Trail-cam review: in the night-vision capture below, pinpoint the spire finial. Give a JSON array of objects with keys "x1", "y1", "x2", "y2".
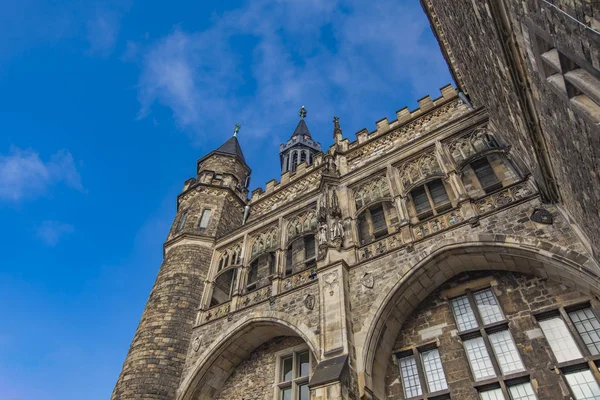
[
  {"x1": 233, "y1": 123, "x2": 241, "y2": 137},
  {"x1": 298, "y1": 105, "x2": 307, "y2": 119}
]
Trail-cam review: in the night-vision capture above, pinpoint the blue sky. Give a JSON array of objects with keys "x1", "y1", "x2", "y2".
[{"x1": 0, "y1": 1, "x2": 452, "y2": 399}]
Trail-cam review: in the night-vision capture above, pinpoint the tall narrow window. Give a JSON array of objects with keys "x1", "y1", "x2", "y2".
[
  {"x1": 488, "y1": 330, "x2": 524, "y2": 375},
  {"x1": 472, "y1": 158, "x2": 501, "y2": 193},
  {"x1": 428, "y1": 179, "x2": 450, "y2": 207},
  {"x1": 176, "y1": 211, "x2": 188, "y2": 232},
  {"x1": 371, "y1": 205, "x2": 387, "y2": 237},
  {"x1": 304, "y1": 235, "x2": 316, "y2": 259},
  {"x1": 568, "y1": 307, "x2": 600, "y2": 355},
  {"x1": 451, "y1": 295, "x2": 479, "y2": 332},
  {"x1": 421, "y1": 348, "x2": 448, "y2": 393},
  {"x1": 464, "y1": 337, "x2": 496, "y2": 381},
  {"x1": 538, "y1": 317, "x2": 583, "y2": 362},
  {"x1": 276, "y1": 349, "x2": 311, "y2": 400},
  {"x1": 198, "y1": 209, "x2": 212, "y2": 230},
  {"x1": 565, "y1": 369, "x2": 600, "y2": 400},
  {"x1": 399, "y1": 354, "x2": 422, "y2": 398},
  {"x1": 396, "y1": 346, "x2": 448, "y2": 398},
  {"x1": 412, "y1": 186, "x2": 431, "y2": 215},
  {"x1": 474, "y1": 289, "x2": 504, "y2": 325}
]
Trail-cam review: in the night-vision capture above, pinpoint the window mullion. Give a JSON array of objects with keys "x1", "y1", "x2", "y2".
[
  {"x1": 423, "y1": 183, "x2": 437, "y2": 216},
  {"x1": 559, "y1": 307, "x2": 590, "y2": 358}
]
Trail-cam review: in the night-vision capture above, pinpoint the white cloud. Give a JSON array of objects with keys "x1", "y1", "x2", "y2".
[
  {"x1": 86, "y1": 10, "x2": 120, "y2": 57},
  {"x1": 0, "y1": 147, "x2": 83, "y2": 202},
  {"x1": 35, "y1": 220, "x2": 75, "y2": 247},
  {"x1": 134, "y1": 0, "x2": 452, "y2": 140}
]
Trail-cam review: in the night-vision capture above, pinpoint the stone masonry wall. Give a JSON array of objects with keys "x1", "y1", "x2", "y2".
[
  {"x1": 111, "y1": 244, "x2": 212, "y2": 400},
  {"x1": 384, "y1": 270, "x2": 597, "y2": 399},
  {"x1": 425, "y1": 0, "x2": 600, "y2": 255},
  {"x1": 215, "y1": 336, "x2": 306, "y2": 400}
]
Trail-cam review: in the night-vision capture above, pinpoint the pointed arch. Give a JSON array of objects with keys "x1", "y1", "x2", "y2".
[
  {"x1": 355, "y1": 234, "x2": 598, "y2": 399},
  {"x1": 178, "y1": 312, "x2": 320, "y2": 400}
]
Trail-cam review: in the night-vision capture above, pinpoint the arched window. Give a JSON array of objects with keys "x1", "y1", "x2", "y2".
[
  {"x1": 357, "y1": 202, "x2": 398, "y2": 245},
  {"x1": 408, "y1": 178, "x2": 452, "y2": 221},
  {"x1": 461, "y1": 154, "x2": 519, "y2": 196},
  {"x1": 300, "y1": 151, "x2": 307, "y2": 164},
  {"x1": 285, "y1": 235, "x2": 317, "y2": 276},
  {"x1": 210, "y1": 268, "x2": 237, "y2": 306},
  {"x1": 247, "y1": 252, "x2": 275, "y2": 292},
  {"x1": 291, "y1": 152, "x2": 299, "y2": 172}
]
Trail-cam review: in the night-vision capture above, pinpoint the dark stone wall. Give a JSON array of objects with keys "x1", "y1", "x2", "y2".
[
  {"x1": 385, "y1": 270, "x2": 596, "y2": 399},
  {"x1": 425, "y1": 0, "x2": 600, "y2": 256},
  {"x1": 111, "y1": 244, "x2": 212, "y2": 400}
]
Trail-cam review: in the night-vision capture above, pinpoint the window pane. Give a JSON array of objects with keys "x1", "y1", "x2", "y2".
[
  {"x1": 452, "y1": 295, "x2": 479, "y2": 331},
  {"x1": 177, "y1": 211, "x2": 187, "y2": 232},
  {"x1": 509, "y1": 382, "x2": 537, "y2": 400},
  {"x1": 280, "y1": 387, "x2": 292, "y2": 400},
  {"x1": 428, "y1": 179, "x2": 449, "y2": 206},
  {"x1": 304, "y1": 236, "x2": 316, "y2": 259},
  {"x1": 474, "y1": 289, "x2": 504, "y2": 325},
  {"x1": 297, "y1": 351, "x2": 310, "y2": 377},
  {"x1": 281, "y1": 357, "x2": 293, "y2": 382},
  {"x1": 199, "y1": 209, "x2": 211, "y2": 228},
  {"x1": 464, "y1": 337, "x2": 496, "y2": 381},
  {"x1": 399, "y1": 355, "x2": 422, "y2": 398},
  {"x1": 539, "y1": 317, "x2": 583, "y2": 362},
  {"x1": 412, "y1": 186, "x2": 431, "y2": 214},
  {"x1": 489, "y1": 329, "x2": 524, "y2": 374},
  {"x1": 569, "y1": 308, "x2": 600, "y2": 355},
  {"x1": 480, "y1": 388, "x2": 506, "y2": 400},
  {"x1": 565, "y1": 369, "x2": 600, "y2": 400},
  {"x1": 421, "y1": 348, "x2": 448, "y2": 392},
  {"x1": 371, "y1": 206, "x2": 387, "y2": 233},
  {"x1": 298, "y1": 384, "x2": 310, "y2": 400},
  {"x1": 472, "y1": 158, "x2": 500, "y2": 190}
]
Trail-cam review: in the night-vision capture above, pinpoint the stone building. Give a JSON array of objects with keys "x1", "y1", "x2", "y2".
[{"x1": 112, "y1": 2, "x2": 600, "y2": 400}]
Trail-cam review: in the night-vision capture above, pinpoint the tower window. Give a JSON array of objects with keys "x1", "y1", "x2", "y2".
[
  {"x1": 300, "y1": 151, "x2": 307, "y2": 164},
  {"x1": 176, "y1": 211, "x2": 188, "y2": 232},
  {"x1": 198, "y1": 209, "x2": 212, "y2": 230}
]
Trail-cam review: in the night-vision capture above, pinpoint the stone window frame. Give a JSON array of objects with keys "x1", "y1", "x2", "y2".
[
  {"x1": 273, "y1": 344, "x2": 312, "y2": 400},
  {"x1": 394, "y1": 342, "x2": 451, "y2": 400},
  {"x1": 529, "y1": 20, "x2": 600, "y2": 125},
  {"x1": 176, "y1": 210, "x2": 188, "y2": 232},
  {"x1": 197, "y1": 208, "x2": 212, "y2": 231},
  {"x1": 356, "y1": 200, "x2": 397, "y2": 246},
  {"x1": 447, "y1": 287, "x2": 532, "y2": 399},
  {"x1": 406, "y1": 177, "x2": 453, "y2": 222},
  {"x1": 533, "y1": 302, "x2": 600, "y2": 399}
]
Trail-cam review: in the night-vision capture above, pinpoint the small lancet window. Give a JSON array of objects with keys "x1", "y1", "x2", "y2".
[
  {"x1": 176, "y1": 211, "x2": 188, "y2": 232},
  {"x1": 198, "y1": 209, "x2": 212, "y2": 230}
]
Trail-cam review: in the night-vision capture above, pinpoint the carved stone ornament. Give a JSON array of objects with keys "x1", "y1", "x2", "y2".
[
  {"x1": 323, "y1": 271, "x2": 339, "y2": 296},
  {"x1": 530, "y1": 208, "x2": 553, "y2": 225},
  {"x1": 192, "y1": 336, "x2": 202, "y2": 352},
  {"x1": 361, "y1": 272, "x2": 374, "y2": 289},
  {"x1": 304, "y1": 294, "x2": 315, "y2": 310}
]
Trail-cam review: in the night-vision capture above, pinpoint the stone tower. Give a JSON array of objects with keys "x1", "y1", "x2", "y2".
[
  {"x1": 111, "y1": 134, "x2": 249, "y2": 400},
  {"x1": 280, "y1": 106, "x2": 322, "y2": 173}
]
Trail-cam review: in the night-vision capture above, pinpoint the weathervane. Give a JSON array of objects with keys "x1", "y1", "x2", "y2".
[
  {"x1": 298, "y1": 105, "x2": 307, "y2": 119},
  {"x1": 233, "y1": 123, "x2": 241, "y2": 137}
]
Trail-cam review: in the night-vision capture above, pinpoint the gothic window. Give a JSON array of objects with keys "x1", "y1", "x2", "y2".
[
  {"x1": 291, "y1": 152, "x2": 298, "y2": 172},
  {"x1": 300, "y1": 151, "x2": 307, "y2": 164},
  {"x1": 461, "y1": 153, "x2": 518, "y2": 197},
  {"x1": 408, "y1": 179, "x2": 451, "y2": 220},
  {"x1": 450, "y1": 288, "x2": 531, "y2": 397},
  {"x1": 472, "y1": 158, "x2": 502, "y2": 193},
  {"x1": 285, "y1": 235, "x2": 316, "y2": 276},
  {"x1": 247, "y1": 252, "x2": 275, "y2": 292},
  {"x1": 396, "y1": 345, "x2": 449, "y2": 399},
  {"x1": 198, "y1": 209, "x2": 212, "y2": 230},
  {"x1": 217, "y1": 244, "x2": 242, "y2": 272},
  {"x1": 176, "y1": 211, "x2": 188, "y2": 232},
  {"x1": 357, "y1": 202, "x2": 397, "y2": 245},
  {"x1": 210, "y1": 268, "x2": 237, "y2": 306},
  {"x1": 275, "y1": 347, "x2": 312, "y2": 400},
  {"x1": 354, "y1": 176, "x2": 390, "y2": 210},
  {"x1": 535, "y1": 304, "x2": 600, "y2": 399}
]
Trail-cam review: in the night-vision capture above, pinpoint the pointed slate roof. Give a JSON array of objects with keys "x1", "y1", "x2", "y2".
[
  {"x1": 198, "y1": 135, "x2": 248, "y2": 167},
  {"x1": 291, "y1": 119, "x2": 312, "y2": 139}
]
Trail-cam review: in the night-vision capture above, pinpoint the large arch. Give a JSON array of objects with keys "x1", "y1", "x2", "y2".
[
  {"x1": 177, "y1": 311, "x2": 320, "y2": 400},
  {"x1": 356, "y1": 234, "x2": 599, "y2": 399}
]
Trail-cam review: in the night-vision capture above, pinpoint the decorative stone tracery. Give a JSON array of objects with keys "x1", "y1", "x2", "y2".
[
  {"x1": 447, "y1": 127, "x2": 500, "y2": 165},
  {"x1": 353, "y1": 176, "x2": 390, "y2": 210},
  {"x1": 397, "y1": 151, "x2": 443, "y2": 191},
  {"x1": 287, "y1": 210, "x2": 318, "y2": 241},
  {"x1": 250, "y1": 227, "x2": 279, "y2": 257},
  {"x1": 217, "y1": 243, "x2": 242, "y2": 272}
]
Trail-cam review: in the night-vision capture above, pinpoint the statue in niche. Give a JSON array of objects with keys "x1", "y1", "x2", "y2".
[
  {"x1": 331, "y1": 216, "x2": 344, "y2": 239},
  {"x1": 318, "y1": 221, "x2": 329, "y2": 245}
]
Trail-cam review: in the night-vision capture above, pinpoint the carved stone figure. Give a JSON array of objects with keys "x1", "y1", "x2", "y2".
[
  {"x1": 331, "y1": 217, "x2": 344, "y2": 239},
  {"x1": 304, "y1": 294, "x2": 315, "y2": 310},
  {"x1": 319, "y1": 222, "x2": 329, "y2": 245}
]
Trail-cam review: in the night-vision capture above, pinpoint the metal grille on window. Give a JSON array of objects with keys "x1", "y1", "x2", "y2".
[
  {"x1": 479, "y1": 388, "x2": 505, "y2": 400},
  {"x1": 538, "y1": 317, "x2": 583, "y2": 362},
  {"x1": 428, "y1": 179, "x2": 449, "y2": 207},
  {"x1": 464, "y1": 337, "x2": 496, "y2": 381},
  {"x1": 474, "y1": 289, "x2": 504, "y2": 325},
  {"x1": 488, "y1": 330, "x2": 524, "y2": 375},
  {"x1": 399, "y1": 354, "x2": 423, "y2": 398},
  {"x1": 508, "y1": 382, "x2": 537, "y2": 400},
  {"x1": 451, "y1": 295, "x2": 479, "y2": 331},
  {"x1": 568, "y1": 307, "x2": 600, "y2": 355},
  {"x1": 565, "y1": 369, "x2": 600, "y2": 400},
  {"x1": 421, "y1": 348, "x2": 448, "y2": 393},
  {"x1": 472, "y1": 158, "x2": 500, "y2": 191}
]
